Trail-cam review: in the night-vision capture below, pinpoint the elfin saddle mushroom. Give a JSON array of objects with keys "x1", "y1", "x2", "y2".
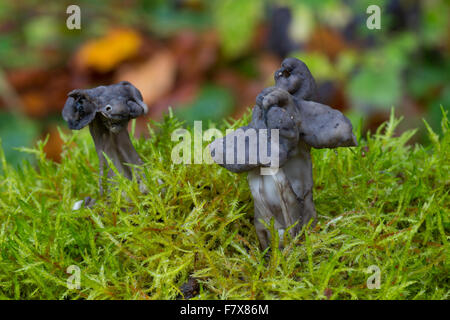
[
  {"x1": 62, "y1": 81, "x2": 148, "y2": 201},
  {"x1": 209, "y1": 58, "x2": 357, "y2": 249}
]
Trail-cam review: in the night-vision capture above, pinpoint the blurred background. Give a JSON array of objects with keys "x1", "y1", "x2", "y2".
[{"x1": 0, "y1": 0, "x2": 448, "y2": 166}]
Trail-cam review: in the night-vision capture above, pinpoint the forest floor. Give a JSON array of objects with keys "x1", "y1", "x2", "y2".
[{"x1": 0, "y1": 109, "x2": 448, "y2": 299}]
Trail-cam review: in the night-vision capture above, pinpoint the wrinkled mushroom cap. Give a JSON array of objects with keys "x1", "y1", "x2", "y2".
[
  {"x1": 62, "y1": 81, "x2": 148, "y2": 130},
  {"x1": 274, "y1": 57, "x2": 318, "y2": 101}
]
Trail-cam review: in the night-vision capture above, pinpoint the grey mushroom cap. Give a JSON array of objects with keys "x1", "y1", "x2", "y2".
[
  {"x1": 209, "y1": 94, "x2": 357, "y2": 173},
  {"x1": 62, "y1": 81, "x2": 148, "y2": 130},
  {"x1": 296, "y1": 99, "x2": 357, "y2": 149},
  {"x1": 274, "y1": 57, "x2": 319, "y2": 101}
]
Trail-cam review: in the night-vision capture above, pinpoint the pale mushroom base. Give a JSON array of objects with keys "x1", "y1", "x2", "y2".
[{"x1": 248, "y1": 142, "x2": 316, "y2": 250}]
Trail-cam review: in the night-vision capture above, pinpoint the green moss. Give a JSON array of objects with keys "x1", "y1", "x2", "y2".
[{"x1": 0, "y1": 108, "x2": 448, "y2": 300}]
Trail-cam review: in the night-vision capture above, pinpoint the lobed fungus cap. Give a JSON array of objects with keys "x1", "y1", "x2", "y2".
[{"x1": 62, "y1": 81, "x2": 147, "y2": 130}]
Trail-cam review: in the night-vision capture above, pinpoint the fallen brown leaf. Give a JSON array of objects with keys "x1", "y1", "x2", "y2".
[
  {"x1": 42, "y1": 125, "x2": 64, "y2": 162},
  {"x1": 307, "y1": 27, "x2": 348, "y2": 61},
  {"x1": 116, "y1": 50, "x2": 177, "y2": 107},
  {"x1": 75, "y1": 28, "x2": 142, "y2": 73}
]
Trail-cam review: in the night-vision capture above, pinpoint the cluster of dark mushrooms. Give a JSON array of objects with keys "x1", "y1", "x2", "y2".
[{"x1": 62, "y1": 58, "x2": 357, "y2": 250}]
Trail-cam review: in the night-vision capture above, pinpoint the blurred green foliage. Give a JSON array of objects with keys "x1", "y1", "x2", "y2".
[
  {"x1": 174, "y1": 85, "x2": 234, "y2": 125},
  {"x1": 0, "y1": 0, "x2": 448, "y2": 165},
  {"x1": 349, "y1": 33, "x2": 417, "y2": 109},
  {"x1": 214, "y1": 0, "x2": 263, "y2": 58},
  {"x1": 0, "y1": 113, "x2": 38, "y2": 170}
]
